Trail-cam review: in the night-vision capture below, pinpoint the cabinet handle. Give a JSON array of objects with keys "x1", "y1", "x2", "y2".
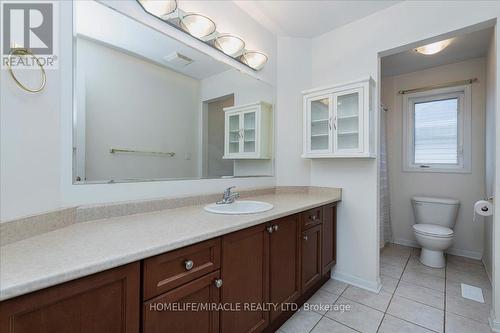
[
  {"x1": 214, "y1": 278, "x2": 223, "y2": 288},
  {"x1": 333, "y1": 116, "x2": 337, "y2": 130},
  {"x1": 273, "y1": 225, "x2": 279, "y2": 232},
  {"x1": 309, "y1": 215, "x2": 317, "y2": 221},
  {"x1": 303, "y1": 235, "x2": 308, "y2": 241},
  {"x1": 184, "y1": 260, "x2": 194, "y2": 271},
  {"x1": 328, "y1": 117, "x2": 332, "y2": 130},
  {"x1": 266, "y1": 226, "x2": 274, "y2": 234}
]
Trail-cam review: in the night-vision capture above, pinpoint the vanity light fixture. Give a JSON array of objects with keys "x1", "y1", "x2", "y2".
[
  {"x1": 214, "y1": 34, "x2": 245, "y2": 57},
  {"x1": 136, "y1": 0, "x2": 268, "y2": 71},
  {"x1": 414, "y1": 38, "x2": 453, "y2": 55},
  {"x1": 240, "y1": 51, "x2": 268, "y2": 70},
  {"x1": 137, "y1": 0, "x2": 177, "y2": 19},
  {"x1": 180, "y1": 13, "x2": 216, "y2": 39}
]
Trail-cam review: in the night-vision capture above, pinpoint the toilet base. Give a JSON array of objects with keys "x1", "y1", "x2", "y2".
[{"x1": 419, "y1": 248, "x2": 446, "y2": 268}]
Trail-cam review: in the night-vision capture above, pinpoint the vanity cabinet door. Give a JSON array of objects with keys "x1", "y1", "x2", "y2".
[
  {"x1": 143, "y1": 270, "x2": 221, "y2": 333},
  {"x1": 301, "y1": 225, "x2": 322, "y2": 291},
  {"x1": 322, "y1": 203, "x2": 337, "y2": 276},
  {"x1": 0, "y1": 262, "x2": 140, "y2": 333},
  {"x1": 221, "y1": 224, "x2": 269, "y2": 333},
  {"x1": 269, "y1": 215, "x2": 300, "y2": 322}
]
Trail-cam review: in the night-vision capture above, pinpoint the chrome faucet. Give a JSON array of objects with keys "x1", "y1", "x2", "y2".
[{"x1": 217, "y1": 186, "x2": 240, "y2": 204}]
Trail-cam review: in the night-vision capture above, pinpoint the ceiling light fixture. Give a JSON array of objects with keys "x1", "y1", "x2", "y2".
[
  {"x1": 180, "y1": 13, "x2": 216, "y2": 39},
  {"x1": 414, "y1": 38, "x2": 453, "y2": 55},
  {"x1": 240, "y1": 51, "x2": 268, "y2": 70},
  {"x1": 137, "y1": 0, "x2": 177, "y2": 19},
  {"x1": 214, "y1": 34, "x2": 245, "y2": 57}
]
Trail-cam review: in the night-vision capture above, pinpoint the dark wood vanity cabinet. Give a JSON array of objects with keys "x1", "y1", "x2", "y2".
[
  {"x1": 322, "y1": 203, "x2": 337, "y2": 275},
  {"x1": 268, "y1": 215, "x2": 301, "y2": 322},
  {"x1": 221, "y1": 224, "x2": 270, "y2": 333},
  {"x1": 0, "y1": 262, "x2": 140, "y2": 333},
  {"x1": 0, "y1": 203, "x2": 337, "y2": 333},
  {"x1": 301, "y1": 224, "x2": 322, "y2": 291},
  {"x1": 143, "y1": 270, "x2": 221, "y2": 333}
]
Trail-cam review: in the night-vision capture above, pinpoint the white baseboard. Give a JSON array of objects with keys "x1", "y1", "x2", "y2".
[
  {"x1": 447, "y1": 247, "x2": 482, "y2": 260},
  {"x1": 490, "y1": 310, "x2": 500, "y2": 332},
  {"x1": 392, "y1": 238, "x2": 483, "y2": 260},
  {"x1": 392, "y1": 239, "x2": 418, "y2": 248},
  {"x1": 332, "y1": 270, "x2": 382, "y2": 294}
]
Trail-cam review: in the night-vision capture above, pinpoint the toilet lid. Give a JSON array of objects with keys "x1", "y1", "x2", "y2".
[{"x1": 413, "y1": 224, "x2": 453, "y2": 237}]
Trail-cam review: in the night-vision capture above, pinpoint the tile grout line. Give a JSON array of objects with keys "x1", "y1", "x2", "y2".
[
  {"x1": 297, "y1": 246, "x2": 491, "y2": 333},
  {"x1": 308, "y1": 284, "x2": 362, "y2": 333},
  {"x1": 376, "y1": 249, "x2": 412, "y2": 333},
  {"x1": 444, "y1": 258, "x2": 494, "y2": 328}
]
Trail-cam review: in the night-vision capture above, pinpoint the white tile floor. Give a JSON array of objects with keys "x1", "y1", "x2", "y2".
[{"x1": 277, "y1": 244, "x2": 493, "y2": 333}]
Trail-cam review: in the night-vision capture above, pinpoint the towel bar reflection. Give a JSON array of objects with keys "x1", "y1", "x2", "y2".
[{"x1": 109, "y1": 148, "x2": 175, "y2": 157}]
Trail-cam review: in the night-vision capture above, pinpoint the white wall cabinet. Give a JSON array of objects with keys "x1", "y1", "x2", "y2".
[
  {"x1": 302, "y1": 77, "x2": 374, "y2": 158},
  {"x1": 223, "y1": 102, "x2": 273, "y2": 159}
]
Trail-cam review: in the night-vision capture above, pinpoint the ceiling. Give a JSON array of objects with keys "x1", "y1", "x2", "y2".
[
  {"x1": 381, "y1": 28, "x2": 494, "y2": 77},
  {"x1": 234, "y1": 0, "x2": 400, "y2": 38}
]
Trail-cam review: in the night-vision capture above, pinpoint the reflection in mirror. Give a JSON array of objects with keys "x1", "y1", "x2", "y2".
[{"x1": 73, "y1": 1, "x2": 274, "y2": 184}]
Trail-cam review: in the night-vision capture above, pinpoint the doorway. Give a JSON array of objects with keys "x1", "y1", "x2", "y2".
[{"x1": 202, "y1": 95, "x2": 235, "y2": 178}]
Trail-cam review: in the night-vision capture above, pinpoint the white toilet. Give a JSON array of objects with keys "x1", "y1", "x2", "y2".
[{"x1": 412, "y1": 196, "x2": 460, "y2": 268}]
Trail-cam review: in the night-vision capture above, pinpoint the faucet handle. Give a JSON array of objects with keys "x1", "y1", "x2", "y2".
[{"x1": 224, "y1": 186, "x2": 236, "y2": 196}]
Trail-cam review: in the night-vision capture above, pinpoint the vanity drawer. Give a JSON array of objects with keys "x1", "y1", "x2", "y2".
[
  {"x1": 301, "y1": 207, "x2": 322, "y2": 230},
  {"x1": 143, "y1": 238, "x2": 221, "y2": 300}
]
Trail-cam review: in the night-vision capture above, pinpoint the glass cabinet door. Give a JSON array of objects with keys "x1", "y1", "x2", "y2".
[
  {"x1": 334, "y1": 89, "x2": 362, "y2": 152},
  {"x1": 309, "y1": 97, "x2": 331, "y2": 152},
  {"x1": 228, "y1": 114, "x2": 241, "y2": 154},
  {"x1": 243, "y1": 111, "x2": 256, "y2": 153}
]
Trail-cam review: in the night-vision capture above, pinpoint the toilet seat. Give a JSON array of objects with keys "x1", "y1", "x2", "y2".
[{"x1": 413, "y1": 224, "x2": 453, "y2": 238}]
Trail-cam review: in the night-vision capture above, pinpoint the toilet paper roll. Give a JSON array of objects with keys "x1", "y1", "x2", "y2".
[{"x1": 473, "y1": 200, "x2": 493, "y2": 223}]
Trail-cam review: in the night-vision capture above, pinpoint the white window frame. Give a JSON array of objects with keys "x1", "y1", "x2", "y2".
[{"x1": 402, "y1": 84, "x2": 471, "y2": 173}]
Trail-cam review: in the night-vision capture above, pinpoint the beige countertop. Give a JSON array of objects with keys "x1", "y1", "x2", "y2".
[{"x1": 0, "y1": 188, "x2": 341, "y2": 301}]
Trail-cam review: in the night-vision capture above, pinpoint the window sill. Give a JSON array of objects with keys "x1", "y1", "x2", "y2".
[{"x1": 402, "y1": 166, "x2": 471, "y2": 174}]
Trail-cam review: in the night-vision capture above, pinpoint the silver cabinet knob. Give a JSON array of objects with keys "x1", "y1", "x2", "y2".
[
  {"x1": 303, "y1": 235, "x2": 308, "y2": 241},
  {"x1": 309, "y1": 215, "x2": 317, "y2": 221},
  {"x1": 273, "y1": 225, "x2": 279, "y2": 232},
  {"x1": 184, "y1": 260, "x2": 194, "y2": 271},
  {"x1": 214, "y1": 278, "x2": 223, "y2": 288},
  {"x1": 266, "y1": 226, "x2": 274, "y2": 234}
]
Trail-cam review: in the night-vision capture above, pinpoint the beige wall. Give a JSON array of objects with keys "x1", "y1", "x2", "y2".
[{"x1": 382, "y1": 58, "x2": 487, "y2": 258}]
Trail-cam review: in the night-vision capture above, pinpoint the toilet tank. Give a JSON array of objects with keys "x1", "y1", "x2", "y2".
[{"x1": 412, "y1": 196, "x2": 460, "y2": 228}]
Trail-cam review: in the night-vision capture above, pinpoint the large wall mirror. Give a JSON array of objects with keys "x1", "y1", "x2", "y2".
[{"x1": 72, "y1": 1, "x2": 275, "y2": 184}]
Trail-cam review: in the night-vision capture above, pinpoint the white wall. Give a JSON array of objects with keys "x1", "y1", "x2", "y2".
[
  {"x1": 382, "y1": 58, "x2": 486, "y2": 259},
  {"x1": 0, "y1": 0, "x2": 277, "y2": 221},
  {"x1": 484, "y1": 30, "x2": 497, "y2": 281},
  {"x1": 77, "y1": 38, "x2": 200, "y2": 181},
  {"x1": 275, "y1": 37, "x2": 312, "y2": 186},
  {"x1": 0, "y1": 56, "x2": 62, "y2": 221},
  {"x1": 273, "y1": 1, "x2": 500, "y2": 293}
]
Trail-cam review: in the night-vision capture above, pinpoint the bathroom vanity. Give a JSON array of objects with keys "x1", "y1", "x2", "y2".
[{"x1": 0, "y1": 189, "x2": 340, "y2": 333}]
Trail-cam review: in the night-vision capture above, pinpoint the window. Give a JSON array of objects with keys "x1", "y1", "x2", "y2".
[{"x1": 403, "y1": 85, "x2": 471, "y2": 173}]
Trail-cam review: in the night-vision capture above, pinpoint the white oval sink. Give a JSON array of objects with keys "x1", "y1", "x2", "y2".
[{"x1": 204, "y1": 200, "x2": 274, "y2": 215}]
